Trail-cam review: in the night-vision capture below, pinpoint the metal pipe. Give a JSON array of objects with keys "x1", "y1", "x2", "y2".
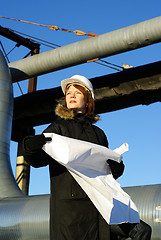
[
  {"x1": 0, "y1": 185, "x2": 161, "y2": 239},
  {"x1": 124, "y1": 185, "x2": 161, "y2": 239},
  {"x1": 0, "y1": 50, "x2": 24, "y2": 198},
  {"x1": 0, "y1": 195, "x2": 50, "y2": 240},
  {"x1": 0, "y1": 50, "x2": 50, "y2": 239},
  {"x1": 9, "y1": 16, "x2": 161, "y2": 82}
]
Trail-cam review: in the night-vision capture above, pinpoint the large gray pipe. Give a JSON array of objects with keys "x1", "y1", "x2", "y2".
[
  {"x1": 9, "y1": 16, "x2": 161, "y2": 82},
  {"x1": 0, "y1": 51, "x2": 50, "y2": 239},
  {"x1": 124, "y1": 185, "x2": 161, "y2": 239},
  {"x1": 0, "y1": 51, "x2": 23, "y2": 198},
  {"x1": 0, "y1": 195, "x2": 49, "y2": 240}
]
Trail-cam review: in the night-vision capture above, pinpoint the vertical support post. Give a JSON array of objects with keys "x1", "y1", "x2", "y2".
[
  {"x1": 28, "y1": 48, "x2": 39, "y2": 93},
  {"x1": 15, "y1": 127, "x2": 35, "y2": 195},
  {"x1": 16, "y1": 143, "x2": 30, "y2": 195}
]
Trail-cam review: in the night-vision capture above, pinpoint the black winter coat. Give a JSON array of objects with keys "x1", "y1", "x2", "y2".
[{"x1": 23, "y1": 104, "x2": 124, "y2": 240}]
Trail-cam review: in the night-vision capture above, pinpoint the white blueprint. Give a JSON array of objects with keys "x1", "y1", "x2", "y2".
[{"x1": 42, "y1": 133, "x2": 140, "y2": 224}]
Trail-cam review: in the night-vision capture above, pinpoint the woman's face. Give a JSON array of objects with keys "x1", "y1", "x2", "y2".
[{"x1": 65, "y1": 85, "x2": 86, "y2": 113}]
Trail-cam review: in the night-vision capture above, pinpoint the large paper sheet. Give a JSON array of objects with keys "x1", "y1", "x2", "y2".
[{"x1": 42, "y1": 133, "x2": 140, "y2": 224}]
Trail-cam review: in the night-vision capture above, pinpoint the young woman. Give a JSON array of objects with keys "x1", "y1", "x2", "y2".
[{"x1": 23, "y1": 75, "x2": 151, "y2": 240}]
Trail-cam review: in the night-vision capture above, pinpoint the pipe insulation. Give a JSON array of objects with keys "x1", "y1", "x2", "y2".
[
  {"x1": 9, "y1": 16, "x2": 161, "y2": 82},
  {"x1": 0, "y1": 50, "x2": 50, "y2": 239},
  {"x1": 0, "y1": 195, "x2": 50, "y2": 240},
  {"x1": 124, "y1": 185, "x2": 161, "y2": 239},
  {"x1": 0, "y1": 50, "x2": 24, "y2": 198}
]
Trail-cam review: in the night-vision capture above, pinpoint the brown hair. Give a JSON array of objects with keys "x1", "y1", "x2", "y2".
[{"x1": 65, "y1": 84, "x2": 95, "y2": 115}]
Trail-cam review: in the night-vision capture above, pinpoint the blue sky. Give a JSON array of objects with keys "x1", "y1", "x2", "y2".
[{"x1": 1, "y1": 0, "x2": 161, "y2": 195}]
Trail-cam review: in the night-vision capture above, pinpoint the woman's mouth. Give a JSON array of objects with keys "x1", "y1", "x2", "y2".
[{"x1": 69, "y1": 100, "x2": 77, "y2": 103}]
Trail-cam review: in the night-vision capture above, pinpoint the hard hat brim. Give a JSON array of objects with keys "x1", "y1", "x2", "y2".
[{"x1": 61, "y1": 76, "x2": 94, "y2": 99}]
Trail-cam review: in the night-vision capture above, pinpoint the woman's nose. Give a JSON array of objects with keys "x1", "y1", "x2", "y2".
[{"x1": 70, "y1": 92, "x2": 76, "y2": 98}]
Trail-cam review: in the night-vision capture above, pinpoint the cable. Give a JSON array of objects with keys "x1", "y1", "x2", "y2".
[
  {"x1": 99, "y1": 59, "x2": 123, "y2": 70},
  {"x1": 1, "y1": 16, "x2": 124, "y2": 72},
  {"x1": 94, "y1": 61, "x2": 122, "y2": 72},
  {"x1": 0, "y1": 41, "x2": 10, "y2": 62},
  {"x1": 0, "y1": 16, "x2": 88, "y2": 36}
]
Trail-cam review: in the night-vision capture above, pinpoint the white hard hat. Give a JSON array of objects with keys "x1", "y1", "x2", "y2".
[{"x1": 61, "y1": 75, "x2": 94, "y2": 99}]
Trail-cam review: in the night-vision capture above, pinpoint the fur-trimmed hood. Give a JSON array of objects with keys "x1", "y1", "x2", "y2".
[{"x1": 55, "y1": 104, "x2": 100, "y2": 123}]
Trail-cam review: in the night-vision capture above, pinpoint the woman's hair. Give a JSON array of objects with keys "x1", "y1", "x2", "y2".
[{"x1": 65, "y1": 84, "x2": 95, "y2": 115}]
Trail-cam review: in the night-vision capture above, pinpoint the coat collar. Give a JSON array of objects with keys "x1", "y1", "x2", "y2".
[{"x1": 55, "y1": 104, "x2": 100, "y2": 123}]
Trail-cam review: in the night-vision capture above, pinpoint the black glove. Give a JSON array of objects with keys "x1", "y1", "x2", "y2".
[
  {"x1": 107, "y1": 159, "x2": 125, "y2": 179},
  {"x1": 25, "y1": 134, "x2": 52, "y2": 152},
  {"x1": 107, "y1": 159, "x2": 118, "y2": 166}
]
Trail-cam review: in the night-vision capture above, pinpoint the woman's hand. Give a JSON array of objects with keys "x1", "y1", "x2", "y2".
[
  {"x1": 107, "y1": 159, "x2": 125, "y2": 179},
  {"x1": 25, "y1": 134, "x2": 52, "y2": 151}
]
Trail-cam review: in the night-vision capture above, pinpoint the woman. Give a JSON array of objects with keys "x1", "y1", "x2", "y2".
[{"x1": 23, "y1": 75, "x2": 150, "y2": 239}]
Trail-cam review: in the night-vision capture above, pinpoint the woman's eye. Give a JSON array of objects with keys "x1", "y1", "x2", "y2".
[{"x1": 66, "y1": 91, "x2": 82, "y2": 95}]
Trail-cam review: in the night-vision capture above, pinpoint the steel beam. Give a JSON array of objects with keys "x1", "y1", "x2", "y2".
[
  {"x1": 11, "y1": 60, "x2": 161, "y2": 141},
  {"x1": 0, "y1": 25, "x2": 40, "y2": 50}
]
